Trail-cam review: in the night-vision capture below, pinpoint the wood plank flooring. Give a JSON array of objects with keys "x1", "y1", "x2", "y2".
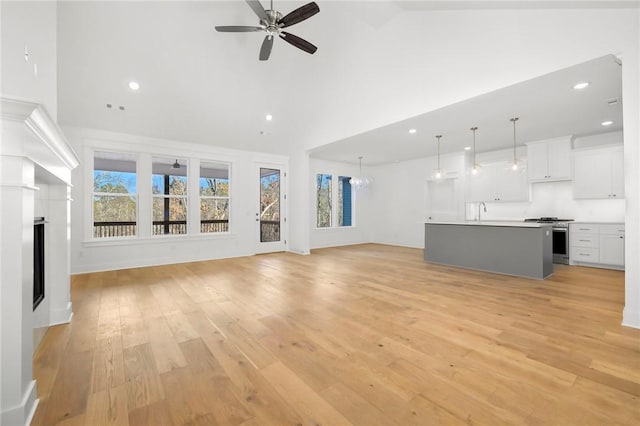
[{"x1": 32, "y1": 244, "x2": 640, "y2": 425}]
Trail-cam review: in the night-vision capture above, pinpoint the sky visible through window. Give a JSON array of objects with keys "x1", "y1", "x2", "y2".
[{"x1": 94, "y1": 170, "x2": 136, "y2": 193}]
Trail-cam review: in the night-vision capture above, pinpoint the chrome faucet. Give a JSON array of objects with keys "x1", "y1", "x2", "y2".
[{"x1": 477, "y1": 202, "x2": 487, "y2": 221}]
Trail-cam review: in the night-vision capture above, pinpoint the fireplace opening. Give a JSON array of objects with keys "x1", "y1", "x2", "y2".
[{"x1": 33, "y1": 217, "x2": 45, "y2": 310}]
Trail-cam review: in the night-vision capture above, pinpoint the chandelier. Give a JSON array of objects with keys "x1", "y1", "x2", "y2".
[{"x1": 349, "y1": 156, "x2": 370, "y2": 188}]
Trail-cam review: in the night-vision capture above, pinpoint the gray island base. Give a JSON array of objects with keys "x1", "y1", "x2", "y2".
[{"x1": 424, "y1": 222, "x2": 553, "y2": 279}]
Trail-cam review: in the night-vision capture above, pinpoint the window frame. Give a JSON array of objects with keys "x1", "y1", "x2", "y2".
[
  {"x1": 199, "y1": 160, "x2": 231, "y2": 234},
  {"x1": 151, "y1": 156, "x2": 189, "y2": 236},
  {"x1": 91, "y1": 150, "x2": 139, "y2": 240},
  {"x1": 315, "y1": 172, "x2": 355, "y2": 229}
]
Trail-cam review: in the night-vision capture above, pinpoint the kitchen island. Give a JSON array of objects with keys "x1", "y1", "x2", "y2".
[{"x1": 424, "y1": 221, "x2": 553, "y2": 279}]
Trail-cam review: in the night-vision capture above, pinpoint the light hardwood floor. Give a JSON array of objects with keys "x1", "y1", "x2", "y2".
[{"x1": 32, "y1": 244, "x2": 639, "y2": 425}]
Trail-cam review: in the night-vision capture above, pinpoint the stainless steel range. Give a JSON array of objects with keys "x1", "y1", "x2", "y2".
[{"x1": 524, "y1": 217, "x2": 574, "y2": 264}]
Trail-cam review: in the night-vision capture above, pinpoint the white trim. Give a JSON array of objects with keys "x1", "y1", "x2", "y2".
[
  {"x1": 1, "y1": 97, "x2": 79, "y2": 169},
  {"x1": 622, "y1": 306, "x2": 640, "y2": 329},
  {"x1": 49, "y1": 302, "x2": 73, "y2": 326},
  {"x1": 0, "y1": 183, "x2": 40, "y2": 191},
  {"x1": 71, "y1": 249, "x2": 254, "y2": 274},
  {"x1": 83, "y1": 232, "x2": 237, "y2": 247},
  {"x1": 0, "y1": 380, "x2": 38, "y2": 426}
]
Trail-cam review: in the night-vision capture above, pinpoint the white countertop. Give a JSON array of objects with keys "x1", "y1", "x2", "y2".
[{"x1": 426, "y1": 220, "x2": 550, "y2": 228}]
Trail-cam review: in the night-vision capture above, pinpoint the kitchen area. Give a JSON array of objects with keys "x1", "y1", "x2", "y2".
[{"x1": 424, "y1": 129, "x2": 625, "y2": 279}]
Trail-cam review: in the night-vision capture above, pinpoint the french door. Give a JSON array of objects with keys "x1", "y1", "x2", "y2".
[{"x1": 256, "y1": 164, "x2": 287, "y2": 253}]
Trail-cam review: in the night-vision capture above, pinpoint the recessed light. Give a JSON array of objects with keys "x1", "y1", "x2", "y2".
[
  {"x1": 265, "y1": 114, "x2": 273, "y2": 121},
  {"x1": 409, "y1": 129, "x2": 417, "y2": 134},
  {"x1": 128, "y1": 81, "x2": 140, "y2": 91},
  {"x1": 601, "y1": 120, "x2": 613, "y2": 126},
  {"x1": 573, "y1": 82, "x2": 590, "y2": 90},
  {"x1": 464, "y1": 146, "x2": 471, "y2": 151}
]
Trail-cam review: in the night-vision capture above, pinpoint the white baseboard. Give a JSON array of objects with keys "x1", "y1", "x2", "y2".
[
  {"x1": 71, "y1": 250, "x2": 253, "y2": 274},
  {"x1": 622, "y1": 306, "x2": 640, "y2": 329},
  {"x1": 1, "y1": 380, "x2": 38, "y2": 426},
  {"x1": 49, "y1": 302, "x2": 73, "y2": 326}
]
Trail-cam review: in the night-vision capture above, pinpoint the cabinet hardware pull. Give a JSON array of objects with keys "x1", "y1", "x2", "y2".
[{"x1": 579, "y1": 239, "x2": 590, "y2": 242}]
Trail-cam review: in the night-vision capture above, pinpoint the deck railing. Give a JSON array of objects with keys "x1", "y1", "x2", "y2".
[{"x1": 93, "y1": 220, "x2": 229, "y2": 238}]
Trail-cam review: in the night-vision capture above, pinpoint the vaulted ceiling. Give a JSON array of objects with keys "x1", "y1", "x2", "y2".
[{"x1": 57, "y1": 1, "x2": 632, "y2": 163}]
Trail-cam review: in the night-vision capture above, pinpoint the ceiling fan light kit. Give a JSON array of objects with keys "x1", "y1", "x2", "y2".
[{"x1": 215, "y1": 0, "x2": 319, "y2": 61}]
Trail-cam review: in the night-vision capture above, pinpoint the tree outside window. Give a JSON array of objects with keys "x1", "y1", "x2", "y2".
[{"x1": 93, "y1": 151, "x2": 137, "y2": 238}]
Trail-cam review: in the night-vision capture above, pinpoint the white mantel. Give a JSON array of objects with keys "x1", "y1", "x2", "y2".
[{"x1": 1, "y1": 96, "x2": 79, "y2": 426}]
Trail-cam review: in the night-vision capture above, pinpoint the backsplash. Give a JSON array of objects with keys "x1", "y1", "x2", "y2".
[{"x1": 465, "y1": 180, "x2": 625, "y2": 222}]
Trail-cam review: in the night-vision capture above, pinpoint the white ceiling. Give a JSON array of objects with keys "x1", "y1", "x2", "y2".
[
  {"x1": 57, "y1": 1, "x2": 629, "y2": 165},
  {"x1": 311, "y1": 54, "x2": 623, "y2": 164}
]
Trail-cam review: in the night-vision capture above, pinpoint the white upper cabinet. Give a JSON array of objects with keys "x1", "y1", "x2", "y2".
[
  {"x1": 526, "y1": 137, "x2": 572, "y2": 182},
  {"x1": 573, "y1": 145, "x2": 624, "y2": 199},
  {"x1": 467, "y1": 161, "x2": 529, "y2": 202}
]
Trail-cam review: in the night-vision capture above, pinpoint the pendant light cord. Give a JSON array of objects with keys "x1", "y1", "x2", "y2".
[
  {"x1": 510, "y1": 117, "x2": 519, "y2": 163},
  {"x1": 436, "y1": 135, "x2": 442, "y2": 170},
  {"x1": 470, "y1": 127, "x2": 478, "y2": 166}
]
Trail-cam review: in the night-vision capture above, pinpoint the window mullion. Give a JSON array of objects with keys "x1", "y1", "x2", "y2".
[
  {"x1": 189, "y1": 158, "x2": 200, "y2": 235},
  {"x1": 138, "y1": 152, "x2": 152, "y2": 237}
]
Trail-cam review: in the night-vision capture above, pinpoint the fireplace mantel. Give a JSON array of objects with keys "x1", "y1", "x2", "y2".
[{"x1": 1, "y1": 96, "x2": 79, "y2": 425}]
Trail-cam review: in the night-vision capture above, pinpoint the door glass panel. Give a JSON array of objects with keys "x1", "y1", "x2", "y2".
[{"x1": 260, "y1": 168, "x2": 280, "y2": 243}]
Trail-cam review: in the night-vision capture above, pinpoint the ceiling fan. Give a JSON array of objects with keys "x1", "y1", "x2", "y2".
[{"x1": 215, "y1": 0, "x2": 319, "y2": 61}]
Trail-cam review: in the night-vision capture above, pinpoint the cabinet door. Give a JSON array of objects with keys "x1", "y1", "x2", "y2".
[
  {"x1": 547, "y1": 140, "x2": 571, "y2": 180},
  {"x1": 467, "y1": 165, "x2": 496, "y2": 202},
  {"x1": 496, "y1": 162, "x2": 529, "y2": 201},
  {"x1": 527, "y1": 143, "x2": 549, "y2": 181},
  {"x1": 610, "y1": 148, "x2": 624, "y2": 199},
  {"x1": 600, "y1": 234, "x2": 624, "y2": 266},
  {"x1": 573, "y1": 150, "x2": 612, "y2": 199}
]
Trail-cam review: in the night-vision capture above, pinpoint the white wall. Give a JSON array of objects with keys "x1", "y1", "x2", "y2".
[
  {"x1": 309, "y1": 158, "x2": 373, "y2": 249},
  {"x1": 369, "y1": 135, "x2": 627, "y2": 247},
  {"x1": 466, "y1": 181, "x2": 625, "y2": 222},
  {"x1": 370, "y1": 153, "x2": 466, "y2": 248},
  {"x1": 0, "y1": 0, "x2": 58, "y2": 120},
  {"x1": 66, "y1": 126, "x2": 289, "y2": 274},
  {"x1": 466, "y1": 132, "x2": 625, "y2": 223}
]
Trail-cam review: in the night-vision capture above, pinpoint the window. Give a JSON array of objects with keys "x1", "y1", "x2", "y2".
[
  {"x1": 338, "y1": 176, "x2": 352, "y2": 226},
  {"x1": 316, "y1": 173, "x2": 353, "y2": 229},
  {"x1": 93, "y1": 151, "x2": 137, "y2": 238},
  {"x1": 200, "y1": 162, "x2": 230, "y2": 233},
  {"x1": 316, "y1": 174, "x2": 332, "y2": 228},
  {"x1": 152, "y1": 157, "x2": 188, "y2": 235}
]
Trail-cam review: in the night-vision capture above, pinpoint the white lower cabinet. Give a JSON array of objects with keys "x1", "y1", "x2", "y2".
[{"x1": 570, "y1": 223, "x2": 624, "y2": 269}]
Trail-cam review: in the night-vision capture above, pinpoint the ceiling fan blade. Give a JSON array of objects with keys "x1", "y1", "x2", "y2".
[
  {"x1": 279, "y1": 31, "x2": 317, "y2": 55},
  {"x1": 245, "y1": 0, "x2": 268, "y2": 21},
  {"x1": 215, "y1": 26, "x2": 263, "y2": 32},
  {"x1": 278, "y1": 2, "x2": 319, "y2": 28},
  {"x1": 259, "y1": 35, "x2": 274, "y2": 61}
]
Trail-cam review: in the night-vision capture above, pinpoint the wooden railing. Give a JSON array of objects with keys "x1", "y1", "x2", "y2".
[{"x1": 93, "y1": 220, "x2": 229, "y2": 238}]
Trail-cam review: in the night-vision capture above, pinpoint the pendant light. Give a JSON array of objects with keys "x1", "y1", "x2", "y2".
[
  {"x1": 171, "y1": 159, "x2": 181, "y2": 169},
  {"x1": 470, "y1": 126, "x2": 480, "y2": 175},
  {"x1": 349, "y1": 156, "x2": 370, "y2": 188},
  {"x1": 434, "y1": 135, "x2": 443, "y2": 179},
  {"x1": 510, "y1": 117, "x2": 519, "y2": 171}
]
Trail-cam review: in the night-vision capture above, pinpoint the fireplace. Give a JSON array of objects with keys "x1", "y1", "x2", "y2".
[{"x1": 33, "y1": 217, "x2": 45, "y2": 310}]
